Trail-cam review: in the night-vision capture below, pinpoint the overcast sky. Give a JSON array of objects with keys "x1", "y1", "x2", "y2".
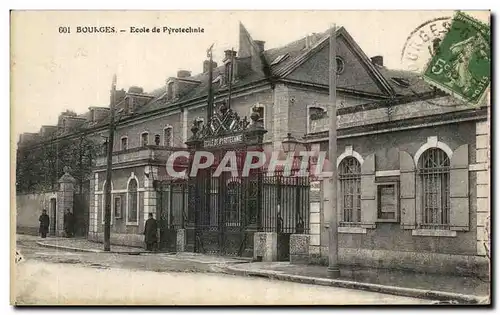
[{"x1": 11, "y1": 10, "x2": 489, "y2": 138}]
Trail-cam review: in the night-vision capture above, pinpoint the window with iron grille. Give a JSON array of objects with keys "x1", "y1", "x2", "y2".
[
  {"x1": 127, "y1": 179, "x2": 138, "y2": 223},
  {"x1": 339, "y1": 157, "x2": 361, "y2": 224},
  {"x1": 418, "y1": 148, "x2": 450, "y2": 228}
]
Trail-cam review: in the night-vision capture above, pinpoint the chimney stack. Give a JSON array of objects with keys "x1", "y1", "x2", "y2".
[
  {"x1": 254, "y1": 40, "x2": 265, "y2": 53},
  {"x1": 370, "y1": 55, "x2": 384, "y2": 67},
  {"x1": 223, "y1": 49, "x2": 237, "y2": 62},
  {"x1": 203, "y1": 60, "x2": 218, "y2": 73},
  {"x1": 128, "y1": 86, "x2": 144, "y2": 94},
  {"x1": 177, "y1": 70, "x2": 191, "y2": 78}
]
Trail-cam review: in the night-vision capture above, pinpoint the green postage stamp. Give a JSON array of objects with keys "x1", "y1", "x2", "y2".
[{"x1": 423, "y1": 11, "x2": 490, "y2": 106}]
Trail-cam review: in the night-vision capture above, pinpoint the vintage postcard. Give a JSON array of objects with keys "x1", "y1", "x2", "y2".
[{"x1": 11, "y1": 10, "x2": 491, "y2": 305}]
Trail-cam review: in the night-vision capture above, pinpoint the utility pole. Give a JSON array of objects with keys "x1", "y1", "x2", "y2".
[
  {"x1": 327, "y1": 24, "x2": 340, "y2": 278},
  {"x1": 207, "y1": 43, "x2": 215, "y2": 121},
  {"x1": 104, "y1": 74, "x2": 116, "y2": 252},
  {"x1": 227, "y1": 47, "x2": 234, "y2": 110}
]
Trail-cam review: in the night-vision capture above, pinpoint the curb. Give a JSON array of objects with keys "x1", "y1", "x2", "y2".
[
  {"x1": 35, "y1": 241, "x2": 148, "y2": 254},
  {"x1": 222, "y1": 265, "x2": 487, "y2": 304}
]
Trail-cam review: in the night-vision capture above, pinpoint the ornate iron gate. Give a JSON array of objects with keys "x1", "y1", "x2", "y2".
[
  {"x1": 185, "y1": 104, "x2": 266, "y2": 257},
  {"x1": 155, "y1": 179, "x2": 188, "y2": 251}
]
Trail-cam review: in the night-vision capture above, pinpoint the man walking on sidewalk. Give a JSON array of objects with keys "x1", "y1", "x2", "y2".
[
  {"x1": 143, "y1": 212, "x2": 158, "y2": 251},
  {"x1": 39, "y1": 209, "x2": 50, "y2": 238}
]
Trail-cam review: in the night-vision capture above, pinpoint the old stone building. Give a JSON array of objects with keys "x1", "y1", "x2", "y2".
[{"x1": 16, "y1": 22, "x2": 490, "y2": 276}]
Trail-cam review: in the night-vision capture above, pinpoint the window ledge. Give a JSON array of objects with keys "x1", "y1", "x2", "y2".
[
  {"x1": 338, "y1": 227, "x2": 367, "y2": 234},
  {"x1": 126, "y1": 222, "x2": 139, "y2": 226},
  {"x1": 411, "y1": 229, "x2": 457, "y2": 237}
]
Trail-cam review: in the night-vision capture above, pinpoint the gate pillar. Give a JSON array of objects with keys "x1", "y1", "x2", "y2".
[
  {"x1": 177, "y1": 228, "x2": 186, "y2": 252},
  {"x1": 253, "y1": 232, "x2": 277, "y2": 261},
  {"x1": 185, "y1": 120, "x2": 203, "y2": 253},
  {"x1": 57, "y1": 166, "x2": 75, "y2": 236},
  {"x1": 289, "y1": 234, "x2": 311, "y2": 264}
]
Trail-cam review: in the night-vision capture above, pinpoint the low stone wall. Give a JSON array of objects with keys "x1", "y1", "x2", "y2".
[{"x1": 88, "y1": 232, "x2": 144, "y2": 248}]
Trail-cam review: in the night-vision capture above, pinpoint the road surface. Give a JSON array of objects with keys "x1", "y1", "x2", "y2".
[{"x1": 13, "y1": 236, "x2": 431, "y2": 305}]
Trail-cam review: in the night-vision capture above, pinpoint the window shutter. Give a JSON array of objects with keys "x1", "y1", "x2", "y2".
[
  {"x1": 399, "y1": 151, "x2": 416, "y2": 229},
  {"x1": 360, "y1": 154, "x2": 376, "y2": 228},
  {"x1": 450, "y1": 144, "x2": 469, "y2": 231}
]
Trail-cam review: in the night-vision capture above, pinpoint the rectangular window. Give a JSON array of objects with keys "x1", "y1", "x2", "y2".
[
  {"x1": 164, "y1": 128, "x2": 172, "y2": 147},
  {"x1": 141, "y1": 133, "x2": 149, "y2": 147},
  {"x1": 114, "y1": 196, "x2": 122, "y2": 219},
  {"x1": 121, "y1": 137, "x2": 128, "y2": 151},
  {"x1": 128, "y1": 192, "x2": 138, "y2": 222},
  {"x1": 377, "y1": 183, "x2": 399, "y2": 222}
]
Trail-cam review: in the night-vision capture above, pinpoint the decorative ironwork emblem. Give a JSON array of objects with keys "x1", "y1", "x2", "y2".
[{"x1": 194, "y1": 103, "x2": 250, "y2": 140}]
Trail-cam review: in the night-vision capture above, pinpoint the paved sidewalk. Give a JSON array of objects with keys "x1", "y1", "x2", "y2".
[
  {"x1": 33, "y1": 236, "x2": 147, "y2": 253},
  {"x1": 221, "y1": 262, "x2": 490, "y2": 304}
]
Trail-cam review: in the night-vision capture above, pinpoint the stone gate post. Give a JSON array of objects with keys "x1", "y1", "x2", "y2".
[{"x1": 57, "y1": 167, "x2": 76, "y2": 236}]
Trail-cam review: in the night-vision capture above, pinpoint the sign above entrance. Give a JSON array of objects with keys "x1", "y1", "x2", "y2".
[{"x1": 203, "y1": 134, "x2": 243, "y2": 148}]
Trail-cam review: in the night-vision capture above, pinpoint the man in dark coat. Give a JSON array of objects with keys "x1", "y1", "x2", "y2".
[
  {"x1": 64, "y1": 209, "x2": 75, "y2": 238},
  {"x1": 143, "y1": 212, "x2": 158, "y2": 251},
  {"x1": 39, "y1": 209, "x2": 50, "y2": 238}
]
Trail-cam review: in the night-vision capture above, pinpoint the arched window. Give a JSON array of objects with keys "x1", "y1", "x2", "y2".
[
  {"x1": 154, "y1": 134, "x2": 161, "y2": 146},
  {"x1": 339, "y1": 157, "x2": 361, "y2": 224},
  {"x1": 127, "y1": 178, "x2": 138, "y2": 224},
  {"x1": 418, "y1": 148, "x2": 450, "y2": 227}
]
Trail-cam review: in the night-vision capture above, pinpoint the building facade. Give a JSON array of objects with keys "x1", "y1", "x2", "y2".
[{"x1": 16, "y1": 23, "x2": 490, "y2": 276}]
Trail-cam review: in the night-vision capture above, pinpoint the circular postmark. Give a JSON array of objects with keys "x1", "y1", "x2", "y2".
[
  {"x1": 401, "y1": 17, "x2": 452, "y2": 73},
  {"x1": 400, "y1": 17, "x2": 469, "y2": 107}
]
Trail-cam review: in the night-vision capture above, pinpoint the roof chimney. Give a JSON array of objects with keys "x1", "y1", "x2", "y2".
[
  {"x1": 370, "y1": 55, "x2": 384, "y2": 67},
  {"x1": 128, "y1": 86, "x2": 144, "y2": 94},
  {"x1": 254, "y1": 40, "x2": 265, "y2": 53},
  {"x1": 177, "y1": 70, "x2": 191, "y2": 78},
  {"x1": 223, "y1": 49, "x2": 237, "y2": 62},
  {"x1": 203, "y1": 60, "x2": 218, "y2": 73}
]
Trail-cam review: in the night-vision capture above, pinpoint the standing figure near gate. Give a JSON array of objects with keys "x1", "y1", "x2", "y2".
[
  {"x1": 143, "y1": 212, "x2": 158, "y2": 251},
  {"x1": 39, "y1": 209, "x2": 50, "y2": 238}
]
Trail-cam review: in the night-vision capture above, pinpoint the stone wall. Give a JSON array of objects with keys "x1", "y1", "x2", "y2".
[
  {"x1": 310, "y1": 122, "x2": 488, "y2": 276},
  {"x1": 16, "y1": 191, "x2": 57, "y2": 235}
]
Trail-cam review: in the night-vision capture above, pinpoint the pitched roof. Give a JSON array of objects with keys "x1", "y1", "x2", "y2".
[{"x1": 26, "y1": 23, "x2": 444, "y2": 144}]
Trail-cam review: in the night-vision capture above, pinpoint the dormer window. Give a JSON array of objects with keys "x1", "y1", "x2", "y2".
[
  {"x1": 154, "y1": 134, "x2": 161, "y2": 146},
  {"x1": 141, "y1": 132, "x2": 149, "y2": 147}
]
